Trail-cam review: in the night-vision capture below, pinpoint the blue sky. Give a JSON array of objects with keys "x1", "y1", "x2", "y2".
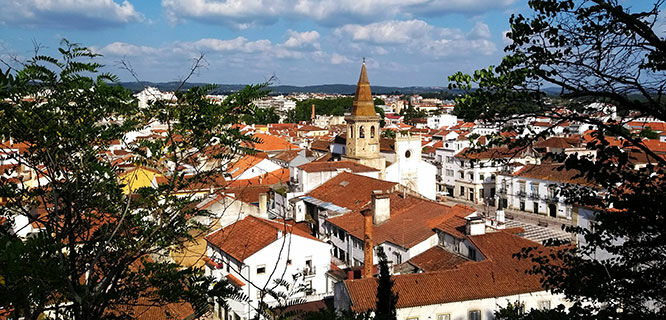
[{"x1": 0, "y1": 0, "x2": 652, "y2": 86}]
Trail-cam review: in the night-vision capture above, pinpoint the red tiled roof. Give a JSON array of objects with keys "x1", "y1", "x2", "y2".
[
  {"x1": 226, "y1": 274, "x2": 246, "y2": 287},
  {"x1": 225, "y1": 168, "x2": 290, "y2": 187},
  {"x1": 344, "y1": 231, "x2": 552, "y2": 311},
  {"x1": 298, "y1": 125, "x2": 328, "y2": 132},
  {"x1": 298, "y1": 160, "x2": 378, "y2": 173},
  {"x1": 406, "y1": 246, "x2": 471, "y2": 272},
  {"x1": 310, "y1": 139, "x2": 332, "y2": 152},
  {"x1": 221, "y1": 185, "x2": 271, "y2": 204},
  {"x1": 227, "y1": 155, "x2": 266, "y2": 179},
  {"x1": 271, "y1": 149, "x2": 301, "y2": 163},
  {"x1": 534, "y1": 136, "x2": 581, "y2": 149},
  {"x1": 433, "y1": 204, "x2": 477, "y2": 239},
  {"x1": 244, "y1": 133, "x2": 299, "y2": 152},
  {"x1": 206, "y1": 216, "x2": 320, "y2": 262},
  {"x1": 305, "y1": 172, "x2": 398, "y2": 212},
  {"x1": 513, "y1": 163, "x2": 594, "y2": 186},
  {"x1": 328, "y1": 197, "x2": 474, "y2": 249},
  {"x1": 455, "y1": 147, "x2": 530, "y2": 160}
]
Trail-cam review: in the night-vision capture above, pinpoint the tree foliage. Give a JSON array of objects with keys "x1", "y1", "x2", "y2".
[
  {"x1": 0, "y1": 40, "x2": 265, "y2": 319},
  {"x1": 448, "y1": 1, "x2": 666, "y2": 319}
]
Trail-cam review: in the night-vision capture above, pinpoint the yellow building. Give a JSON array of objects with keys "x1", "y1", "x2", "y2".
[{"x1": 119, "y1": 166, "x2": 162, "y2": 194}]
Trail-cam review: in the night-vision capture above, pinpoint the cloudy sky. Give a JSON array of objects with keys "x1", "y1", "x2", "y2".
[{"x1": 0, "y1": 0, "x2": 650, "y2": 86}]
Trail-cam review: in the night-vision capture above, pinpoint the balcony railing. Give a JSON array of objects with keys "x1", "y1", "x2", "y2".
[
  {"x1": 517, "y1": 190, "x2": 527, "y2": 197},
  {"x1": 498, "y1": 188, "x2": 507, "y2": 194},
  {"x1": 529, "y1": 193, "x2": 540, "y2": 200},
  {"x1": 302, "y1": 266, "x2": 316, "y2": 277}
]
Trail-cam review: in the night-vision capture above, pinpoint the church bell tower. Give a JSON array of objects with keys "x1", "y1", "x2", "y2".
[{"x1": 344, "y1": 60, "x2": 386, "y2": 175}]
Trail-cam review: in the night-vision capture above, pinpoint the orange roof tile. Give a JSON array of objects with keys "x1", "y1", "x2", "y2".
[
  {"x1": 513, "y1": 163, "x2": 594, "y2": 186},
  {"x1": 225, "y1": 167, "x2": 289, "y2": 187},
  {"x1": 206, "y1": 216, "x2": 320, "y2": 262},
  {"x1": 226, "y1": 274, "x2": 246, "y2": 287},
  {"x1": 244, "y1": 133, "x2": 299, "y2": 152},
  {"x1": 344, "y1": 231, "x2": 554, "y2": 312},
  {"x1": 406, "y1": 246, "x2": 471, "y2": 272},
  {"x1": 298, "y1": 161, "x2": 378, "y2": 173},
  {"x1": 305, "y1": 172, "x2": 397, "y2": 212},
  {"x1": 328, "y1": 197, "x2": 474, "y2": 249}
]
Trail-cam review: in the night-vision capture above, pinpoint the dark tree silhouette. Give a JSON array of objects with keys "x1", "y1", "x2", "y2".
[{"x1": 374, "y1": 247, "x2": 398, "y2": 320}]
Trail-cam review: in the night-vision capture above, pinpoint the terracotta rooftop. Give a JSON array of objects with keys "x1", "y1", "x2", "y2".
[
  {"x1": 244, "y1": 133, "x2": 299, "y2": 152},
  {"x1": 513, "y1": 163, "x2": 594, "y2": 186},
  {"x1": 298, "y1": 160, "x2": 378, "y2": 173},
  {"x1": 271, "y1": 149, "x2": 301, "y2": 163},
  {"x1": 227, "y1": 154, "x2": 266, "y2": 179},
  {"x1": 455, "y1": 147, "x2": 530, "y2": 160},
  {"x1": 343, "y1": 231, "x2": 551, "y2": 312},
  {"x1": 327, "y1": 196, "x2": 474, "y2": 249},
  {"x1": 405, "y1": 246, "x2": 471, "y2": 272},
  {"x1": 534, "y1": 136, "x2": 581, "y2": 149},
  {"x1": 310, "y1": 139, "x2": 332, "y2": 152},
  {"x1": 298, "y1": 125, "x2": 327, "y2": 132},
  {"x1": 225, "y1": 168, "x2": 289, "y2": 188},
  {"x1": 304, "y1": 172, "x2": 398, "y2": 213},
  {"x1": 206, "y1": 215, "x2": 320, "y2": 262}
]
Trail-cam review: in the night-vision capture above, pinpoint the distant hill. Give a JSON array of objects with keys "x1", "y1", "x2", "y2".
[{"x1": 116, "y1": 82, "x2": 451, "y2": 95}]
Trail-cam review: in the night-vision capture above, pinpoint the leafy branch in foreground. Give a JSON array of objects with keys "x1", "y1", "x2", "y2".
[
  {"x1": 447, "y1": 1, "x2": 666, "y2": 319},
  {"x1": 0, "y1": 40, "x2": 268, "y2": 319}
]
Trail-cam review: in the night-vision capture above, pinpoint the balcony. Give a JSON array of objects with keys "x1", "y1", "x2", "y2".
[
  {"x1": 529, "y1": 193, "x2": 540, "y2": 200},
  {"x1": 517, "y1": 190, "x2": 527, "y2": 198},
  {"x1": 302, "y1": 266, "x2": 316, "y2": 277}
]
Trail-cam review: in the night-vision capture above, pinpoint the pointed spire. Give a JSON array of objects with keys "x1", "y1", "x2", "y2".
[
  {"x1": 351, "y1": 59, "x2": 376, "y2": 117},
  {"x1": 358, "y1": 59, "x2": 369, "y2": 84}
]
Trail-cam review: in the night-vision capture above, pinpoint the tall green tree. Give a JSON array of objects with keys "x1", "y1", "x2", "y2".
[
  {"x1": 0, "y1": 41, "x2": 263, "y2": 319},
  {"x1": 448, "y1": 1, "x2": 665, "y2": 319},
  {"x1": 374, "y1": 248, "x2": 397, "y2": 320}
]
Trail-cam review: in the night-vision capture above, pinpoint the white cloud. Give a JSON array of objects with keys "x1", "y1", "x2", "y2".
[
  {"x1": 190, "y1": 37, "x2": 273, "y2": 53},
  {"x1": 334, "y1": 20, "x2": 432, "y2": 44},
  {"x1": 468, "y1": 22, "x2": 491, "y2": 39},
  {"x1": 502, "y1": 30, "x2": 513, "y2": 46},
  {"x1": 99, "y1": 42, "x2": 159, "y2": 56},
  {"x1": 283, "y1": 30, "x2": 320, "y2": 49},
  {"x1": 0, "y1": 0, "x2": 143, "y2": 28},
  {"x1": 330, "y1": 53, "x2": 351, "y2": 64},
  {"x1": 334, "y1": 19, "x2": 498, "y2": 57},
  {"x1": 162, "y1": 0, "x2": 516, "y2": 27}
]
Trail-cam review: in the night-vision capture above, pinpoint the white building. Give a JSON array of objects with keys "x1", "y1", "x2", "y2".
[
  {"x1": 426, "y1": 114, "x2": 458, "y2": 130},
  {"x1": 205, "y1": 216, "x2": 331, "y2": 320},
  {"x1": 453, "y1": 147, "x2": 539, "y2": 205},
  {"x1": 434, "y1": 138, "x2": 471, "y2": 196},
  {"x1": 496, "y1": 163, "x2": 595, "y2": 220},
  {"x1": 385, "y1": 133, "x2": 437, "y2": 200}
]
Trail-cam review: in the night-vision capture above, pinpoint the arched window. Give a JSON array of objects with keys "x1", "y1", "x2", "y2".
[
  {"x1": 370, "y1": 126, "x2": 375, "y2": 138},
  {"x1": 359, "y1": 126, "x2": 365, "y2": 138},
  {"x1": 349, "y1": 126, "x2": 353, "y2": 138}
]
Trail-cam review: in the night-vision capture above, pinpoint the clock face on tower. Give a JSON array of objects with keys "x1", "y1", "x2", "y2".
[{"x1": 405, "y1": 149, "x2": 411, "y2": 159}]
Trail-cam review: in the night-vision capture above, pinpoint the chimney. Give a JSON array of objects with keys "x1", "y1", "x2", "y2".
[
  {"x1": 465, "y1": 212, "x2": 486, "y2": 236},
  {"x1": 362, "y1": 208, "x2": 374, "y2": 278},
  {"x1": 311, "y1": 104, "x2": 316, "y2": 122},
  {"x1": 258, "y1": 193, "x2": 268, "y2": 219},
  {"x1": 372, "y1": 190, "x2": 390, "y2": 225},
  {"x1": 496, "y1": 209, "x2": 505, "y2": 224}
]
